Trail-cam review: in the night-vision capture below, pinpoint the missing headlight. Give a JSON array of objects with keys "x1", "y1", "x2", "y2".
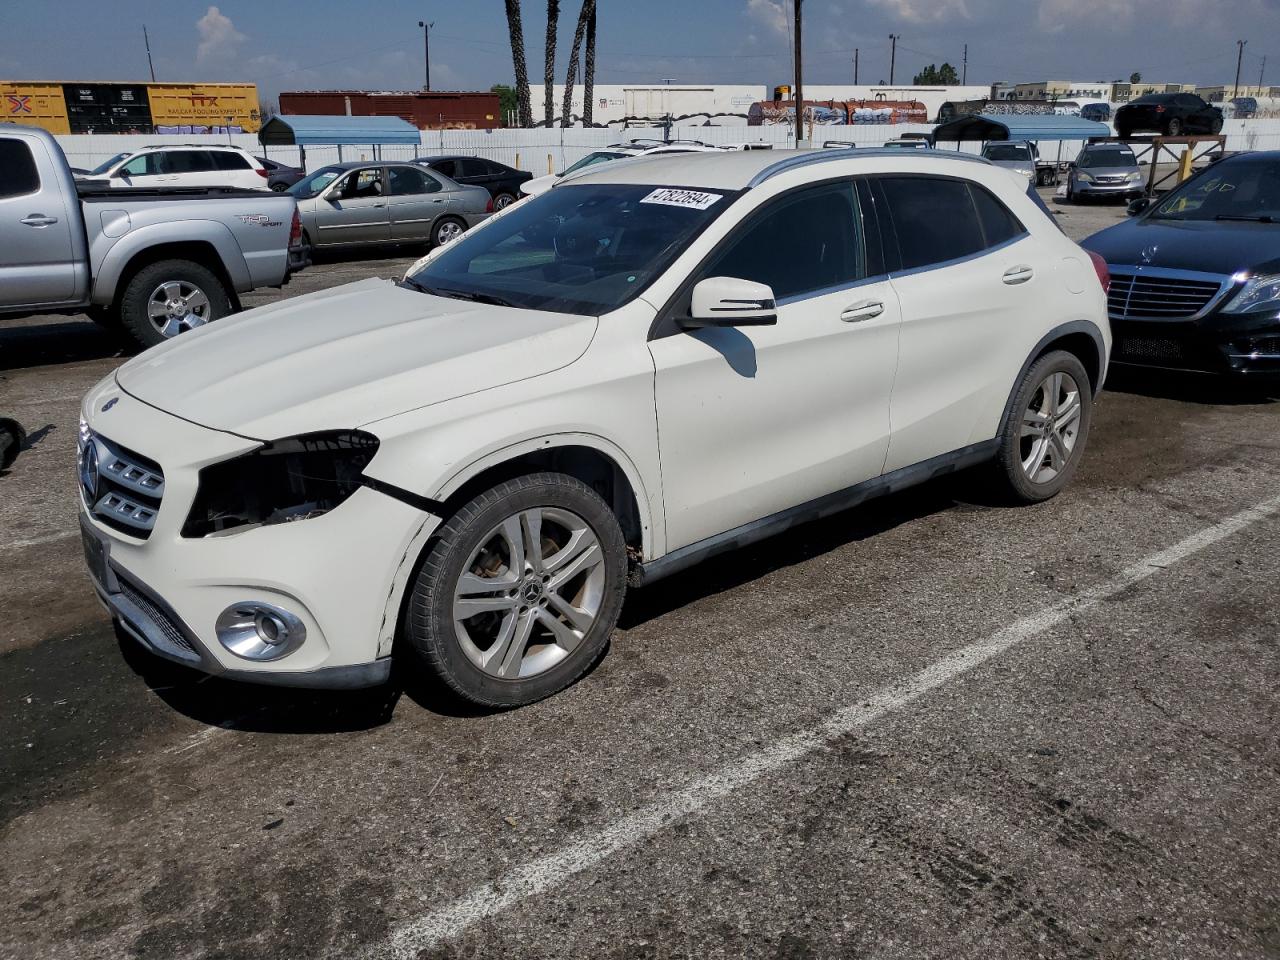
[{"x1": 182, "y1": 431, "x2": 379, "y2": 538}]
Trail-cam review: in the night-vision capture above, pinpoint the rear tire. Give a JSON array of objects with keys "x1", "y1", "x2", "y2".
[
  {"x1": 406, "y1": 473, "x2": 628, "y2": 708},
  {"x1": 990, "y1": 351, "x2": 1093, "y2": 504},
  {"x1": 1116, "y1": 124, "x2": 1131, "y2": 139},
  {"x1": 118, "y1": 259, "x2": 232, "y2": 351},
  {"x1": 492, "y1": 191, "x2": 517, "y2": 210},
  {"x1": 1210, "y1": 117, "x2": 1223, "y2": 134},
  {"x1": 1165, "y1": 117, "x2": 1183, "y2": 136},
  {"x1": 431, "y1": 216, "x2": 467, "y2": 247}
]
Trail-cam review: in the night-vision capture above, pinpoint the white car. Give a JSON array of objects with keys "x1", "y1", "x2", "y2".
[
  {"x1": 79, "y1": 148, "x2": 1110, "y2": 706},
  {"x1": 521, "y1": 141, "x2": 726, "y2": 197},
  {"x1": 76, "y1": 144, "x2": 270, "y2": 191}
]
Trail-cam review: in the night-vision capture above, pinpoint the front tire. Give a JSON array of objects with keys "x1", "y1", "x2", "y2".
[
  {"x1": 406, "y1": 473, "x2": 628, "y2": 707},
  {"x1": 990, "y1": 351, "x2": 1093, "y2": 504},
  {"x1": 118, "y1": 259, "x2": 232, "y2": 350}
]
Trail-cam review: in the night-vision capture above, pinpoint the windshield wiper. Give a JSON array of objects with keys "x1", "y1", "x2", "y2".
[
  {"x1": 1214, "y1": 214, "x2": 1275, "y2": 223},
  {"x1": 432, "y1": 288, "x2": 519, "y2": 308},
  {"x1": 398, "y1": 276, "x2": 438, "y2": 295}
]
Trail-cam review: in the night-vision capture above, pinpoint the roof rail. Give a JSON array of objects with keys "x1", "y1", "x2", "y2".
[{"x1": 747, "y1": 147, "x2": 989, "y2": 187}]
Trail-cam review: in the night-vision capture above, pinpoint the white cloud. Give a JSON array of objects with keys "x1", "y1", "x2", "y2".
[
  {"x1": 866, "y1": 0, "x2": 970, "y2": 23},
  {"x1": 196, "y1": 6, "x2": 246, "y2": 64},
  {"x1": 746, "y1": 0, "x2": 789, "y2": 37}
]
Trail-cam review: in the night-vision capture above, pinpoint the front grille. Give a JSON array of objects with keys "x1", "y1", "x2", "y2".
[
  {"x1": 81, "y1": 433, "x2": 164, "y2": 539},
  {"x1": 116, "y1": 576, "x2": 200, "y2": 662},
  {"x1": 1107, "y1": 269, "x2": 1227, "y2": 320},
  {"x1": 1113, "y1": 335, "x2": 1191, "y2": 364}
]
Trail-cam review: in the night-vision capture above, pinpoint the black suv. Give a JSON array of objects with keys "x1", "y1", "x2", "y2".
[
  {"x1": 415, "y1": 156, "x2": 533, "y2": 210},
  {"x1": 1114, "y1": 93, "x2": 1223, "y2": 138}
]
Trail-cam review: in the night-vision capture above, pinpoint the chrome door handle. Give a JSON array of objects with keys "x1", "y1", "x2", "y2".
[
  {"x1": 1002, "y1": 265, "x2": 1034, "y2": 285},
  {"x1": 840, "y1": 300, "x2": 884, "y2": 323},
  {"x1": 20, "y1": 215, "x2": 58, "y2": 227},
  {"x1": 373, "y1": 202, "x2": 386, "y2": 208},
  {"x1": 431, "y1": 198, "x2": 446, "y2": 203}
]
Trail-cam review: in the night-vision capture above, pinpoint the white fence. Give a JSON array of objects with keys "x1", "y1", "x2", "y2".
[{"x1": 53, "y1": 118, "x2": 1280, "y2": 176}]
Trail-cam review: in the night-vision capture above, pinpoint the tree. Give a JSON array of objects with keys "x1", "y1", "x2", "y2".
[
  {"x1": 1129, "y1": 72, "x2": 1142, "y2": 84},
  {"x1": 560, "y1": 0, "x2": 595, "y2": 127},
  {"x1": 543, "y1": 0, "x2": 559, "y2": 128},
  {"x1": 490, "y1": 84, "x2": 517, "y2": 125},
  {"x1": 503, "y1": 0, "x2": 532, "y2": 127},
  {"x1": 913, "y1": 63, "x2": 959, "y2": 85},
  {"x1": 582, "y1": 1, "x2": 597, "y2": 126}
]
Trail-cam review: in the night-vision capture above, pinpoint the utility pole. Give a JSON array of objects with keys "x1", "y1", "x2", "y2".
[
  {"x1": 1234, "y1": 39, "x2": 1246, "y2": 99},
  {"x1": 793, "y1": 0, "x2": 804, "y2": 145},
  {"x1": 1260, "y1": 55, "x2": 1267, "y2": 89},
  {"x1": 962, "y1": 43, "x2": 968, "y2": 85},
  {"x1": 143, "y1": 25, "x2": 156, "y2": 82},
  {"x1": 888, "y1": 34, "x2": 898, "y2": 86},
  {"x1": 854, "y1": 48, "x2": 859, "y2": 84},
  {"x1": 418, "y1": 20, "x2": 434, "y2": 91}
]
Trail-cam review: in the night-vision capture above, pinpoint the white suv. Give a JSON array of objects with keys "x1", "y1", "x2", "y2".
[
  {"x1": 77, "y1": 144, "x2": 269, "y2": 190},
  {"x1": 521, "y1": 140, "x2": 726, "y2": 197},
  {"x1": 79, "y1": 149, "x2": 1110, "y2": 706}
]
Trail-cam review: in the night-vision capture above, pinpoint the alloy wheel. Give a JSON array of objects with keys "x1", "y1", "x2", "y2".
[
  {"x1": 437, "y1": 220, "x2": 464, "y2": 244},
  {"x1": 493, "y1": 193, "x2": 516, "y2": 210},
  {"x1": 146, "y1": 280, "x2": 212, "y2": 338},
  {"x1": 1020, "y1": 371, "x2": 1082, "y2": 484},
  {"x1": 452, "y1": 506, "x2": 605, "y2": 680}
]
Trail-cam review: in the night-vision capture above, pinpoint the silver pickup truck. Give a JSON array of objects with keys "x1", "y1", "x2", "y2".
[{"x1": 0, "y1": 124, "x2": 307, "y2": 349}]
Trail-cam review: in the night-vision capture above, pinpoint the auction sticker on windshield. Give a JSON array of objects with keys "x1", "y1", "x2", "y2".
[{"x1": 640, "y1": 188, "x2": 723, "y2": 210}]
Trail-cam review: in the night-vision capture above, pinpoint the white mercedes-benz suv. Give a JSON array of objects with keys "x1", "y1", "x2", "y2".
[{"x1": 79, "y1": 149, "x2": 1111, "y2": 707}]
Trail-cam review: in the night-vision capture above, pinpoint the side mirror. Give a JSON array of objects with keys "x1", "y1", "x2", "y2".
[
  {"x1": 1126, "y1": 197, "x2": 1151, "y2": 217},
  {"x1": 112, "y1": 170, "x2": 131, "y2": 179},
  {"x1": 683, "y1": 277, "x2": 778, "y2": 329}
]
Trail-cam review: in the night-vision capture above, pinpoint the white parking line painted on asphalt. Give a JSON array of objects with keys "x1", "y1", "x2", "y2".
[{"x1": 378, "y1": 492, "x2": 1280, "y2": 958}]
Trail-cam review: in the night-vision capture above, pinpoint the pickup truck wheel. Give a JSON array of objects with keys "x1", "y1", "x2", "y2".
[
  {"x1": 406, "y1": 472, "x2": 627, "y2": 708},
  {"x1": 119, "y1": 260, "x2": 231, "y2": 349},
  {"x1": 431, "y1": 217, "x2": 466, "y2": 246},
  {"x1": 990, "y1": 351, "x2": 1093, "y2": 504}
]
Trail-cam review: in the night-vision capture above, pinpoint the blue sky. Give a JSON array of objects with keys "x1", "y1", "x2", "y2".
[{"x1": 1, "y1": 0, "x2": 1275, "y2": 104}]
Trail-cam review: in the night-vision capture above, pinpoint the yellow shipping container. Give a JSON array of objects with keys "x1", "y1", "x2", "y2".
[
  {"x1": 147, "y1": 83, "x2": 261, "y2": 132},
  {"x1": 0, "y1": 83, "x2": 70, "y2": 134}
]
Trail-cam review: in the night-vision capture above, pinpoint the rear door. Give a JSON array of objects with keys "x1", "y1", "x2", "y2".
[
  {"x1": 163, "y1": 150, "x2": 219, "y2": 188},
  {"x1": 0, "y1": 134, "x2": 78, "y2": 307},
  {"x1": 212, "y1": 150, "x2": 259, "y2": 189},
  {"x1": 386, "y1": 165, "x2": 447, "y2": 241},
  {"x1": 115, "y1": 151, "x2": 171, "y2": 187},
  {"x1": 313, "y1": 167, "x2": 391, "y2": 246},
  {"x1": 873, "y1": 174, "x2": 1041, "y2": 472}
]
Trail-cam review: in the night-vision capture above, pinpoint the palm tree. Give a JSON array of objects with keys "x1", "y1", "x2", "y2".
[
  {"x1": 503, "y1": 0, "x2": 533, "y2": 127},
  {"x1": 582, "y1": 2, "x2": 596, "y2": 126},
  {"x1": 560, "y1": 0, "x2": 595, "y2": 127},
  {"x1": 543, "y1": 0, "x2": 559, "y2": 128}
]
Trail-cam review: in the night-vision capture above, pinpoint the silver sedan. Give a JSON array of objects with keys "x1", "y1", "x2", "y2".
[{"x1": 288, "y1": 161, "x2": 491, "y2": 250}]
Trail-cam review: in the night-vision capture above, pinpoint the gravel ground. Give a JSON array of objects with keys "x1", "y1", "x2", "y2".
[{"x1": 2, "y1": 191, "x2": 1278, "y2": 960}]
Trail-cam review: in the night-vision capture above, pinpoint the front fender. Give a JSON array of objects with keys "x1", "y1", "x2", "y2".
[{"x1": 91, "y1": 219, "x2": 252, "y2": 306}]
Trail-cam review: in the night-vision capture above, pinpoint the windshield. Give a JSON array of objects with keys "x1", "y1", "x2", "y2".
[
  {"x1": 87, "y1": 152, "x2": 130, "y2": 176},
  {"x1": 1079, "y1": 148, "x2": 1137, "y2": 169},
  {"x1": 984, "y1": 144, "x2": 1032, "y2": 162},
  {"x1": 559, "y1": 151, "x2": 629, "y2": 176},
  {"x1": 1151, "y1": 158, "x2": 1280, "y2": 222},
  {"x1": 288, "y1": 167, "x2": 343, "y2": 199},
  {"x1": 406, "y1": 183, "x2": 731, "y2": 316}
]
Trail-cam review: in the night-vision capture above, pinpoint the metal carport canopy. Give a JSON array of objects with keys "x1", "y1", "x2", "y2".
[
  {"x1": 257, "y1": 115, "x2": 421, "y2": 146},
  {"x1": 933, "y1": 113, "x2": 1111, "y2": 142}
]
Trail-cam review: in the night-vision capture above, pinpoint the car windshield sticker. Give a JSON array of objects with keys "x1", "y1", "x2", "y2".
[{"x1": 640, "y1": 188, "x2": 722, "y2": 210}]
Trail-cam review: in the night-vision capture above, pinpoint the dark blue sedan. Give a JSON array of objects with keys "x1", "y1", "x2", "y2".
[{"x1": 1082, "y1": 151, "x2": 1280, "y2": 383}]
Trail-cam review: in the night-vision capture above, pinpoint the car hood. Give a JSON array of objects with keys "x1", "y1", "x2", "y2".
[
  {"x1": 115, "y1": 278, "x2": 598, "y2": 440},
  {"x1": 1082, "y1": 217, "x2": 1280, "y2": 276},
  {"x1": 1076, "y1": 164, "x2": 1139, "y2": 177}
]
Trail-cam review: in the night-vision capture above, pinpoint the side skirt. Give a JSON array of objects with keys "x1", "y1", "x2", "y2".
[{"x1": 630, "y1": 439, "x2": 999, "y2": 587}]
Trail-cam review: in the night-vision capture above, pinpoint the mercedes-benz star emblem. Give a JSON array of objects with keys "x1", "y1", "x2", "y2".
[
  {"x1": 79, "y1": 441, "x2": 99, "y2": 502},
  {"x1": 1140, "y1": 245, "x2": 1158, "y2": 264},
  {"x1": 101, "y1": 398, "x2": 118, "y2": 412}
]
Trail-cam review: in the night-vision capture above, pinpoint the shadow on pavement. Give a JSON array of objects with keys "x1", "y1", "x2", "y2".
[{"x1": 0, "y1": 319, "x2": 126, "y2": 370}]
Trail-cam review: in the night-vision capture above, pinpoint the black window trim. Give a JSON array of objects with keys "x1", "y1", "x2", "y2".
[
  {"x1": 650, "y1": 175, "x2": 883, "y2": 341},
  {"x1": 869, "y1": 172, "x2": 1030, "y2": 280}
]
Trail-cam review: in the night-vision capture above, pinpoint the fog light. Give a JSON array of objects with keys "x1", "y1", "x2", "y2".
[{"x1": 215, "y1": 602, "x2": 306, "y2": 661}]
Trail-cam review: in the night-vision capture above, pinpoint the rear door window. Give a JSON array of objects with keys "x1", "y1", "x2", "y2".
[
  {"x1": 876, "y1": 176, "x2": 986, "y2": 271},
  {"x1": 212, "y1": 151, "x2": 251, "y2": 170},
  {"x1": 388, "y1": 166, "x2": 440, "y2": 195},
  {"x1": 701, "y1": 181, "x2": 864, "y2": 302},
  {"x1": 457, "y1": 158, "x2": 488, "y2": 179},
  {"x1": 430, "y1": 159, "x2": 457, "y2": 178},
  {"x1": 0, "y1": 138, "x2": 40, "y2": 198}
]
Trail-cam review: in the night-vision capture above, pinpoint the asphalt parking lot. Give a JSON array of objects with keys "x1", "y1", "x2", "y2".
[{"x1": 3, "y1": 191, "x2": 1279, "y2": 959}]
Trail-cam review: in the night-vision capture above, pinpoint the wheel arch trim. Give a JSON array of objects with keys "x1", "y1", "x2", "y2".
[{"x1": 999, "y1": 320, "x2": 1108, "y2": 432}]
